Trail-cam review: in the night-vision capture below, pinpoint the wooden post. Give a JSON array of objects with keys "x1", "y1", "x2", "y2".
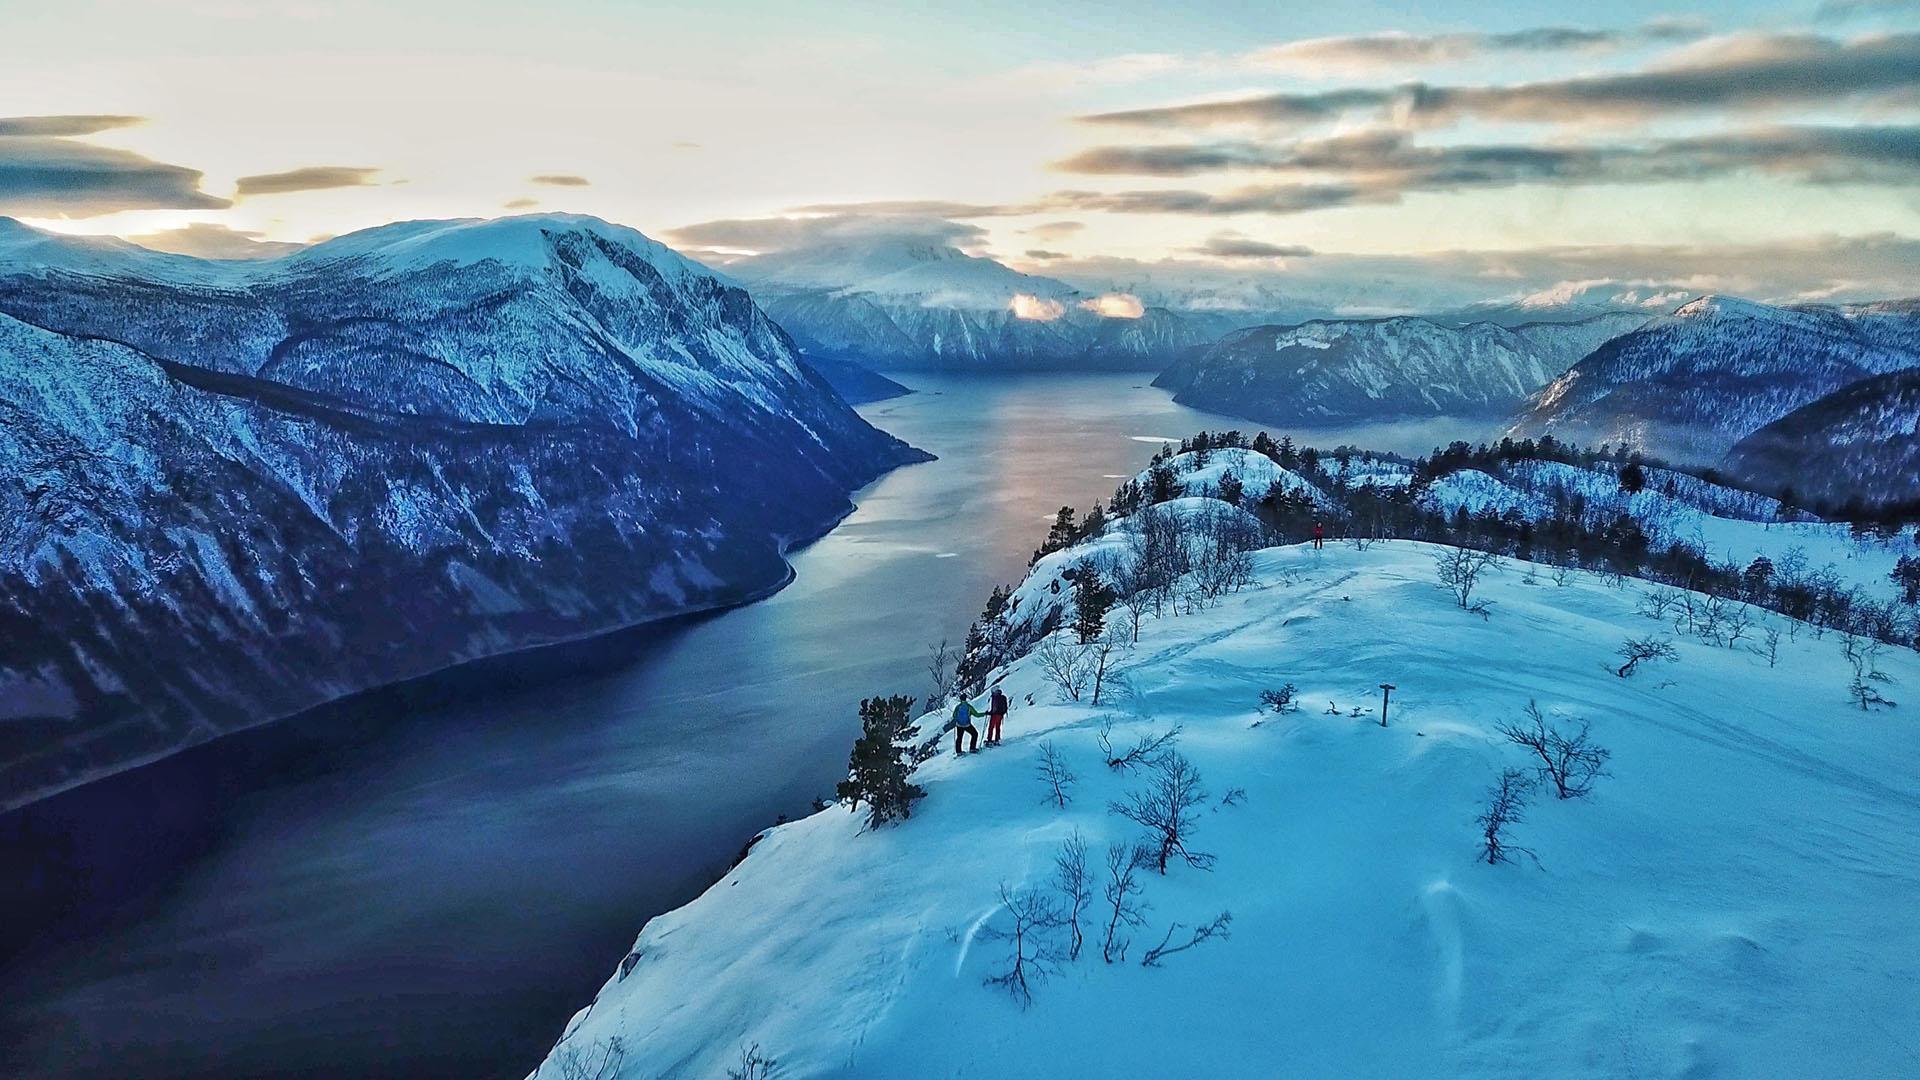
[{"x1": 1379, "y1": 683, "x2": 1395, "y2": 728}]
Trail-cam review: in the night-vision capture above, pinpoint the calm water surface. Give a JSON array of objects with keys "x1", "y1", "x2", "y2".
[{"x1": 0, "y1": 374, "x2": 1479, "y2": 1079}]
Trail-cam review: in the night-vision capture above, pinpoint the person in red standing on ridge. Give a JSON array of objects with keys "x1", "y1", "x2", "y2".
[
  {"x1": 1312, "y1": 520, "x2": 1325, "y2": 549},
  {"x1": 985, "y1": 685, "x2": 1009, "y2": 746}
]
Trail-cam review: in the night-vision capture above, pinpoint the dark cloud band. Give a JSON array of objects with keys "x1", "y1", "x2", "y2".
[
  {"x1": 0, "y1": 134, "x2": 228, "y2": 217},
  {"x1": 1081, "y1": 32, "x2": 1920, "y2": 130},
  {"x1": 234, "y1": 165, "x2": 381, "y2": 197}
]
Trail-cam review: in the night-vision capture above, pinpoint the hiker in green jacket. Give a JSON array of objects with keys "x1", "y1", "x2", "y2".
[{"x1": 950, "y1": 698, "x2": 984, "y2": 754}]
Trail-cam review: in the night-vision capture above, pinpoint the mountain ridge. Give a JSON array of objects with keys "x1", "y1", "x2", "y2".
[{"x1": 0, "y1": 214, "x2": 926, "y2": 811}]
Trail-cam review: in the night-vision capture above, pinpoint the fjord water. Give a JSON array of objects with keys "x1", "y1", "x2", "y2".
[{"x1": 0, "y1": 374, "x2": 1473, "y2": 1079}]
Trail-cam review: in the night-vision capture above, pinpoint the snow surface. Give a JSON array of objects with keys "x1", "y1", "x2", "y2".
[{"x1": 533, "y1": 535, "x2": 1920, "y2": 1079}]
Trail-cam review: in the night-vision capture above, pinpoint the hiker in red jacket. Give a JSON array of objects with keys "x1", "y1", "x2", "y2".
[
  {"x1": 1312, "y1": 521, "x2": 1325, "y2": 549},
  {"x1": 986, "y1": 686, "x2": 1009, "y2": 745}
]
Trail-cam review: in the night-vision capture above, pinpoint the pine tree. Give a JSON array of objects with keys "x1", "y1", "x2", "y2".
[
  {"x1": 1218, "y1": 470, "x2": 1243, "y2": 506},
  {"x1": 1073, "y1": 563, "x2": 1116, "y2": 644},
  {"x1": 1147, "y1": 462, "x2": 1178, "y2": 504},
  {"x1": 835, "y1": 695, "x2": 925, "y2": 828},
  {"x1": 1618, "y1": 462, "x2": 1647, "y2": 494},
  {"x1": 1893, "y1": 555, "x2": 1920, "y2": 605},
  {"x1": 1032, "y1": 507, "x2": 1079, "y2": 564}
]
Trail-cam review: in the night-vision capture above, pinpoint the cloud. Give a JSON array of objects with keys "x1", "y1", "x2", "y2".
[
  {"x1": 1024, "y1": 220, "x2": 1085, "y2": 242},
  {"x1": 1009, "y1": 293, "x2": 1066, "y2": 320},
  {"x1": 668, "y1": 212, "x2": 988, "y2": 254},
  {"x1": 1077, "y1": 32, "x2": 1920, "y2": 131},
  {"x1": 1041, "y1": 233, "x2": 1920, "y2": 314},
  {"x1": 1190, "y1": 233, "x2": 1316, "y2": 258},
  {"x1": 1024, "y1": 248, "x2": 1069, "y2": 260},
  {"x1": 1817, "y1": 0, "x2": 1920, "y2": 21},
  {"x1": 0, "y1": 119, "x2": 228, "y2": 217},
  {"x1": 1042, "y1": 125, "x2": 1920, "y2": 213},
  {"x1": 124, "y1": 221, "x2": 304, "y2": 259},
  {"x1": 503, "y1": 197, "x2": 539, "y2": 209},
  {"x1": 530, "y1": 174, "x2": 591, "y2": 186},
  {"x1": 1245, "y1": 20, "x2": 1707, "y2": 74},
  {"x1": 1079, "y1": 292, "x2": 1146, "y2": 318},
  {"x1": 0, "y1": 114, "x2": 144, "y2": 137},
  {"x1": 234, "y1": 165, "x2": 379, "y2": 196},
  {"x1": 784, "y1": 197, "x2": 1018, "y2": 218}
]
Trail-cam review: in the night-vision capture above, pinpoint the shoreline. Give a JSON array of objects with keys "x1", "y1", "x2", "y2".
[{"x1": 1, "y1": 445, "x2": 933, "y2": 820}]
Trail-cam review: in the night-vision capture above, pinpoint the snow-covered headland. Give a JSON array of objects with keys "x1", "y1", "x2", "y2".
[{"x1": 533, "y1": 441, "x2": 1920, "y2": 1079}]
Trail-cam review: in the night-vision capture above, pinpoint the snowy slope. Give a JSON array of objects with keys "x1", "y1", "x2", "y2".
[
  {"x1": 1420, "y1": 461, "x2": 1914, "y2": 601},
  {"x1": 0, "y1": 214, "x2": 925, "y2": 811},
  {"x1": 1154, "y1": 312, "x2": 1646, "y2": 425},
  {"x1": 1509, "y1": 295, "x2": 1920, "y2": 467},
  {"x1": 1151, "y1": 448, "x2": 1332, "y2": 508},
  {"x1": 533, "y1": 533, "x2": 1920, "y2": 1079}
]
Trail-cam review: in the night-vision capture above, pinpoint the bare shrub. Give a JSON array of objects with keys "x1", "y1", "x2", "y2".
[
  {"x1": 727, "y1": 1043, "x2": 777, "y2": 1080},
  {"x1": 1476, "y1": 768, "x2": 1537, "y2": 866},
  {"x1": 1433, "y1": 545, "x2": 1502, "y2": 616},
  {"x1": 926, "y1": 638, "x2": 958, "y2": 704},
  {"x1": 1035, "y1": 740, "x2": 1076, "y2": 808},
  {"x1": 1258, "y1": 684, "x2": 1299, "y2": 714},
  {"x1": 1035, "y1": 636, "x2": 1097, "y2": 702},
  {"x1": 1189, "y1": 504, "x2": 1261, "y2": 602},
  {"x1": 1111, "y1": 751, "x2": 1214, "y2": 874},
  {"x1": 1140, "y1": 911, "x2": 1232, "y2": 967},
  {"x1": 982, "y1": 883, "x2": 1064, "y2": 1008},
  {"x1": 1098, "y1": 719, "x2": 1182, "y2": 772},
  {"x1": 1846, "y1": 634, "x2": 1898, "y2": 710},
  {"x1": 1100, "y1": 842, "x2": 1150, "y2": 964},
  {"x1": 1752, "y1": 624, "x2": 1782, "y2": 668},
  {"x1": 1615, "y1": 636, "x2": 1678, "y2": 678},
  {"x1": 1637, "y1": 585, "x2": 1684, "y2": 622},
  {"x1": 1053, "y1": 831, "x2": 1091, "y2": 962},
  {"x1": 552, "y1": 1036, "x2": 625, "y2": 1080},
  {"x1": 1496, "y1": 700, "x2": 1611, "y2": 799}
]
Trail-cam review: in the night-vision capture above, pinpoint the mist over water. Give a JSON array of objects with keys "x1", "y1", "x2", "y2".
[{"x1": 0, "y1": 374, "x2": 1487, "y2": 1079}]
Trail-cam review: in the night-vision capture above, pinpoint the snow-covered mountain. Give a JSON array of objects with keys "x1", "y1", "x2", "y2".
[
  {"x1": 1153, "y1": 312, "x2": 1647, "y2": 425},
  {"x1": 1724, "y1": 367, "x2": 1920, "y2": 510},
  {"x1": 730, "y1": 239, "x2": 1245, "y2": 372},
  {"x1": 1509, "y1": 295, "x2": 1920, "y2": 466},
  {"x1": 532, "y1": 451, "x2": 1920, "y2": 1079},
  {"x1": 0, "y1": 214, "x2": 925, "y2": 811}
]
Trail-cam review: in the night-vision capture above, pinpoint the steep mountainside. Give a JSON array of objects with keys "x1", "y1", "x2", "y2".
[
  {"x1": 1509, "y1": 296, "x2": 1920, "y2": 465},
  {"x1": 533, "y1": 482, "x2": 1920, "y2": 1077},
  {"x1": 0, "y1": 214, "x2": 925, "y2": 811},
  {"x1": 733, "y1": 240, "x2": 1245, "y2": 372},
  {"x1": 1724, "y1": 367, "x2": 1920, "y2": 509},
  {"x1": 1153, "y1": 312, "x2": 1646, "y2": 424}
]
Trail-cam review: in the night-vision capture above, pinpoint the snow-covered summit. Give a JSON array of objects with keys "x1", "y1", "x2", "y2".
[{"x1": 284, "y1": 213, "x2": 719, "y2": 286}]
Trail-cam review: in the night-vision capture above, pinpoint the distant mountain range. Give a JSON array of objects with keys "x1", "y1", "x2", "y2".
[
  {"x1": 1724, "y1": 365, "x2": 1920, "y2": 510},
  {"x1": 1153, "y1": 312, "x2": 1649, "y2": 425},
  {"x1": 726, "y1": 239, "x2": 1260, "y2": 373},
  {"x1": 0, "y1": 214, "x2": 924, "y2": 810},
  {"x1": 1509, "y1": 295, "x2": 1920, "y2": 467}
]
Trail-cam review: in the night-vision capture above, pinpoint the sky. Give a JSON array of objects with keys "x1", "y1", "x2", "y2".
[{"x1": 2, "y1": 0, "x2": 1918, "y2": 304}]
